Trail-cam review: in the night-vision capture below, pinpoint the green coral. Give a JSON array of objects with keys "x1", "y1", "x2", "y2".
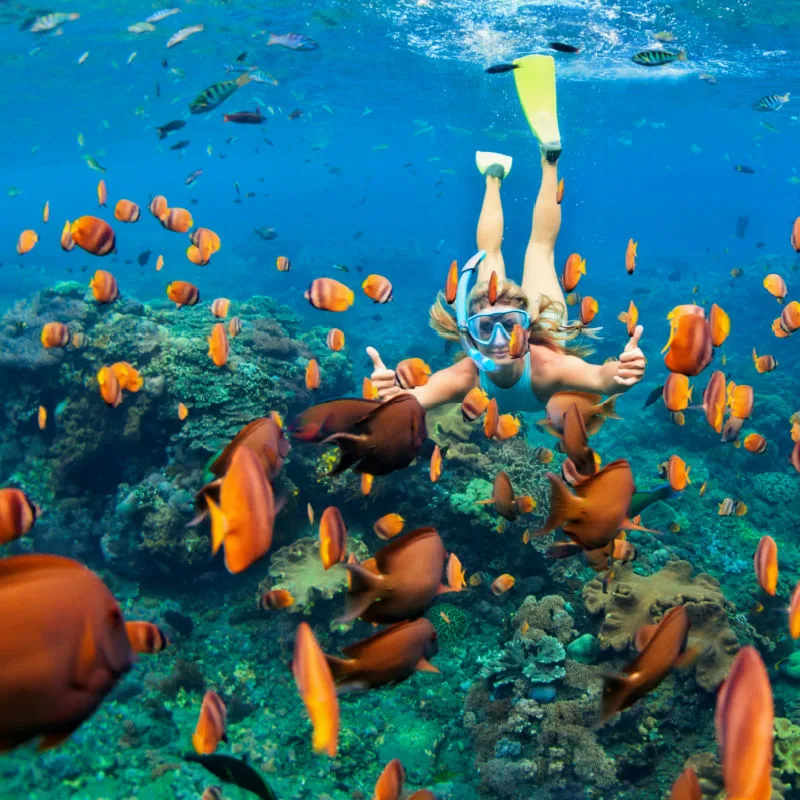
[
  {"x1": 425, "y1": 603, "x2": 470, "y2": 644},
  {"x1": 449, "y1": 477, "x2": 495, "y2": 523}
]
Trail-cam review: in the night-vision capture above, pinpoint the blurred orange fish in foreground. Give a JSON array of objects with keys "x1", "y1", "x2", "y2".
[
  {"x1": 0, "y1": 554, "x2": 134, "y2": 750},
  {"x1": 670, "y1": 767, "x2": 701, "y2": 800},
  {"x1": 292, "y1": 622, "x2": 339, "y2": 757},
  {"x1": 715, "y1": 646, "x2": 773, "y2": 800}
]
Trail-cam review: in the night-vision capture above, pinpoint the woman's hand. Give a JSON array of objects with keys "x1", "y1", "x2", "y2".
[
  {"x1": 614, "y1": 325, "x2": 645, "y2": 387},
  {"x1": 366, "y1": 347, "x2": 402, "y2": 401}
]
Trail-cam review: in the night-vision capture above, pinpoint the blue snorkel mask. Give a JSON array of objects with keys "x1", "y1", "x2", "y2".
[{"x1": 455, "y1": 250, "x2": 531, "y2": 373}]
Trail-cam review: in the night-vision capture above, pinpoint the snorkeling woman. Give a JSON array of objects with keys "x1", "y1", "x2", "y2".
[{"x1": 367, "y1": 55, "x2": 645, "y2": 413}]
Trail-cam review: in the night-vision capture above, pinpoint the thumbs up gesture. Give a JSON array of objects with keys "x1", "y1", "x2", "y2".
[
  {"x1": 614, "y1": 324, "x2": 645, "y2": 386},
  {"x1": 366, "y1": 347, "x2": 402, "y2": 401}
]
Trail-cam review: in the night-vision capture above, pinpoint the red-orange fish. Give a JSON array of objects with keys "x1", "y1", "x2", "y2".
[
  {"x1": 494, "y1": 414, "x2": 521, "y2": 441},
  {"x1": 539, "y1": 392, "x2": 618, "y2": 438},
  {"x1": 561, "y1": 253, "x2": 586, "y2": 291},
  {"x1": 792, "y1": 217, "x2": 800, "y2": 252},
  {"x1": 727, "y1": 383, "x2": 754, "y2": 420},
  {"x1": 743, "y1": 433, "x2": 767, "y2": 454},
  {"x1": 305, "y1": 278, "x2": 355, "y2": 312},
  {"x1": 752, "y1": 348, "x2": 778, "y2": 373},
  {"x1": 111, "y1": 361, "x2": 143, "y2": 392},
  {"x1": 113, "y1": 199, "x2": 140, "y2": 223},
  {"x1": 662, "y1": 373, "x2": 692, "y2": 412},
  {"x1": 625, "y1": 238, "x2": 637, "y2": 275},
  {"x1": 374, "y1": 759, "x2": 405, "y2": 800},
  {"x1": 763, "y1": 273, "x2": 787, "y2": 302},
  {"x1": 483, "y1": 397, "x2": 499, "y2": 438},
  {"x1": 89, "y1": 269, "x2": 119, "y2": 303},
  {"x1": 396, "y1": 358, "x2": 431, "y2": 389},
  {"x1": 206, "y1": 447, "x2": 276, "y2": 574},
  {"x1": 508, "y1": 323, "x2": 529, "y2": 358},
  {"x1": 754, "y1": 535, "x2": 778, "y2": 595},
  {"x1": 292, "y1": 622, "x2": 339, "y2": 757},
  {"x1": 701, "y1": 370, "x2": 726, "y2": 434},
  {"x1": 488, "y1": 271, "x2": 498, "y2": 305},
  {"x1": 779, "y1": 300, "x2": 800, "y2": 334},
  {"x1": 708, "y1": 303, "x2": 730, "y2": 347},
  {"x1": 373, "y1": 513, "x2": 405, "y2": 541},
  {"x1": 149, "y1": 195, "x2": 169, "y2": 220},
  {"x1": 16, "y1": 229, "x2": 38, "y2": 255},
  {"x1": 662, "y1": 305, "x2": 712, "y2": 377},
  {"x1": 161, "y1": 207, "x2": 194, "y2": 233},
  {"x1": 556, "y1": 177, "x2": 564, "y2": 204},
  {"x1": 192, "y1": 691, "x2": 227, "y2": 755},
  {"x1": 476, "y1": 471, "x2": 534, "y2": 521},
  {"x1": 40, "y1": 322, "x2": 70, "y2": 349},
  {"x1": 60, "y1": 221, "x2": 75, "y2": 251},
  {"x1": 715, "y1": 646, "x2": 773, "y2": 800},
  {"x1": 361, "y1": 472, "x2": 374, "y2": 495},
  {"x1": 125, "y1": 621, "x2": 169, "y2": 654},
  {"x1": 430, "y1": 444, "x2": 442, "y2": 482},
  {"x1": 167, "y1": 280, "x2": 200, "y2": 307},
  {"x1": 305, "y1": 359, "x2": 321, "y2": 390},
  {"x1": 210, "y1": 298, "x2": 230, "y2": 318},
  {"x1": 178, "y1": 402, "x2": 189, "y2": 420},
  {"x1": 579, "y1": 296, "x2": 598, "y2": 326},
  {"x1": 491, "y1": 574, "x2": 515, "y2": 595},
  {"x1": 0, "y1": 488, "x2": 39, "y2": 545},
  {"x1": 618, "y1": 300, "x2": 638, "y2": 337},
  {"x1": 362, "y1": 377, "x2": 379, "y2": 400},
  {"x1": 191, "y1": 228, "x2": 221, "y2": 261},
  {"x1": 667, "y1": 455, "x2": 691, "y2": 491},
  {"x1": 208, "y1": 323, "x2": 229, "y2": 368},
  {"x1": 461, "y1": 387, "x2": 490, "y2": 422},
  {"x1": 326, "y1": 328, "x2": 345, "y2": 351},
  {"x1": 446, "y1": 552, "x2": 466, "y2": 592},
  {"x1": 276, "y1": 255, "x2": 290, "y2": 272},
  {"x1": 789, "y1": 581, "x2": 800, "y2": 639},
  {"x1": 362, "y1": 274, "x2": 393, "y2": 303},
  {"x1": 228, "y1": 316, "x2": 242, "y2": 338},
  {"x1": 0, "y1": 554, "x2": 134, "y2": 750},
  {"x1": 42, "y1": 201, "x2": 49, "y2": 224},
  {"x1": 97, "y1": 365, "x2": 122, "y2": 407},
  {"x1": 71, "y1": 216, "x2": 116, "y2": 256},
  {"x1": 260, "y1": 588, "x2": 294, "y2": 609},
  {"x1": 445, "y1": 260, "x2": 458, "y2": 304},
  {"x1": 319, "y1": 506, "x2": 347, "y2": 569}
]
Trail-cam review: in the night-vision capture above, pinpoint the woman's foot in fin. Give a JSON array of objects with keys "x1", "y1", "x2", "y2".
[{"x1": 475, "y1": 150, "x2": 513, "y2": 180}]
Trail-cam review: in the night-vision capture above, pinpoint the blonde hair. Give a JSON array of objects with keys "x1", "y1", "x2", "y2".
[{"x1": 429, "y1": 278, "x2": 593, "y2": 358}]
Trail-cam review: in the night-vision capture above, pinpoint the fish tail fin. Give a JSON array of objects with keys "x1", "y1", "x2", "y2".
[
  {"x1": 267, "y1": 33, "x2": 276, "y2": 45},
  {"x1": 677, "y1": 50, "x2": 687, "y2": 61},
  {"x1": 601, "y1": 672, "x2": 635, "y2": 722},
  {"x1": 598, "y1": 395, "x2": 621, "y2": 420},
  {"x1": 206, "y1": 496, "x2": 228, "y2": 555},
  {"x1": 338, "y1": 563, "x2": 383, "y2": 623},
  {"x1": 236, "y1": 73, "x2": 252, "y2": 87},
  {"x1": 533, "y1": 474, "x2": 575, "y2": 536},
  {"x1": 324, "y1": 654, "x2": 352, "y2": 683}
]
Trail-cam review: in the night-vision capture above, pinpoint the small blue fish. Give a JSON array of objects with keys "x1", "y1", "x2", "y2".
[
  {"x1": 267, "y1": 32, "x2": 318, "y2": 51},
  {"x1": 249, "y1": 70, "x2": 279, "y2": 86},
  {"x1": 752, "y1": 92, "x2": 790, "y2": 111}
]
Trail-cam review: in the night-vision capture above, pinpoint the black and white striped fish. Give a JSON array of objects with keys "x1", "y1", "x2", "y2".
[
  {"x1": 752, "y1": 92, "x2": 790, "y2": 111},
  {"x1": 631, "y1": 49, "x2": 686, "y2": 67}
]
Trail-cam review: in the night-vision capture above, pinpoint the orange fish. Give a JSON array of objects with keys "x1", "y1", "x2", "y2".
[
  {"x1": 752, "y1": 348, "x2": 778, "y2": 373},
  {"x1": 210, "y1": 298, "x2": 230, "y2": 318},
  {"x1": 307, "y1": 503, "x2": 314, "y2": 525},
  {"x1": 445, "y1": 260, "x2": 458, "y2": 304},
  {"x1": 97, "y1": 179, "x2": 107, "y2": 207},
  {"x1": 113, "y1": 199, "x2": 140, "y2": 223},
  {"x1": 155, "y1": 254, "x2": 164, "y2": 271},
  {"x1": 483, "y1": 398, "x2": 499, "y2": 438},
  {"x1": 625, "y1": 238, "x2": 637, "y2": 275},
  {"x1": 561, "y1": 401, "x2": 597, "y2": 479},
  {"x1": 149, "y1": 195, "x2": 169, "y2": 220},
  {"x1": 125, "y1": 621, "x2": 169, "y2": 654},
  {"x1": 430, "y1": 444, "x2": 442, "y2": 482},
  {"x1": 396, "y1": 357, "x2": 431, "y2": 389},
  {"x1": 160, "y1": 207, "x2": 194, "y2": 233},
  {"x1": 206, "y1": 446, "x2": 276, "y2": 574},
  {"x1": 708, "y1": 303, "x2": 730, "y2": 347},
  {"x1": 792, "y1": 440, "x2": 800, "y2": 475},
  {"x1": 305, "y1": 359, "x2": 321, "y2": 390},
  {"x1": 362, "y1": 376, "x2": 379, "y2": 400},
  {"x1": 491, "y1": 573, "x2": 515, "y2": 595},
  {"x1": 556, "y1": 177, "x2": 564, "y2": 204},
  {"x1": 475, "y1": 472, "x2": 533, "y2": 521},
  {"x1": 40, "y1": 321, "x2": 70, "y2": 349},
  {"x1": 362, "y1": 274, "x2": 393, "y2": 303},
  {"x1": 227, "y1": 317, "x2": 242, "y2": 339},
  {"x1": 361, "y1": 472, "x2": 374, "y2": 495},
  {"x1": 186, "y1": 245, "x2": 207, "y2": 266},
  {"x1": 735, "y1": 501, "x2": 748, "y2": 516},
  {"x1": 487, "y1": 270, "x2": 498, "y2": 305},
  {"x1": 662, "y1": 373, "x2": 692, "y2": 411},
  {"x1": 579, "y1": 296, "x2": 598, "y2": 326},
  {"x1": 789, "y1": 581, "x2": 800, "y2": 639},
  {"x1": 662, "y1": 305, "x2": 712, "y2": 377},
  {"x1": 702, "y1": 370, "x2": 726, "y2": 434},
  {"x1": 698, "y1": 481, "x2": 707, "y2": 496},
  {"x1": 0, "y1": 488, "x2": 39, "y2": 545},
  {"x1": 16, "y1": 229, "x2": 38, "y2": 255},
  {"x1": 727, "y1": 383, "x2": 754, "y2": 420},
  {"x1": 42, "y1": 201, "x2": 49, "y2": 224},
  {"x1": 446, "y1": 552, "x2": 466, "y2": 592},
  {"x1": 178, "y1": 402, "x2": 189, "y2": 420},
  {"x1": 667, "y1": 455, "x2": 691, "y2": 491},
  {"x1": 374, "y1": 759, "x2": 405, "y2": 800},
  {"x1": 319, "y1": 506, "x2": 347, "y2": 569},
  {"x1": 192, "y1": 691, "x2": 227, "y2": 755},
  {"x1": 779, "y1": 300, "x2": 800, "y2": 334},
  {"x1": 167, "y1": 280, "x2": 200, "y2": 307},
  {"x1": 561, "y1": 253, "x2": 586, "y2": 291},
  {"x1": 97, "y1": 365, "x2": 122, "y2": 407},
  {"x1": 60, "y1": 220, "x2": 75, "y2": 251},
  {"x1": 718, "y1": 497, "x2": 735, "y2": 516},
  {"x1": 89, "y1": 269, "x2": 119, "y2": 303},
  {"x1": 461, "y1": 387, "x2": 489, "y2": 422},
  {"x1": 602, "y1": 606, "x2": 692, "y2": 722},
  {"x1": 508, "y1": 323, "x2": 528, "y2": 358},
  {"x1": 715, "y1": 646, "x2": 773, "y2": 800},
  {"x1": 792, "y1": 422, "x2": 800, "y2": 443},
  {"x1": 763, "y1": 273, "x2": 787, "y2": 302},
  {"x1": 276, "y1": 255, "x2": 291, "y2": 272},
  {"x1": 373, "y1": 513, "x2": 405, "y2": 541},
  {"x1": 260, "y1": 588, "x2": 294, "y2": 609},
  {"x1": 743, "y1": 433, "x2": 767, "y2": 454},
  {"x1": 111, "y1": 361, "x2": 143, "y2": 392},
  {"x1": 618, "y1": 300, "x2": 638, "y2": 337},
  {"x1": 305, "y1": 278, "x2": 355, "y2": 312},
  {"x1": 0, "y1": 554, "x2": 134, "y2": 750},
  {"x1": 292, "y1": 621, "x2": 339, "y2": 757},
  {"x1": 495, "y1": 414, "x2": 521, "y2": 441},
  {"x1": 326, "y1": 328, "x2": 345, "y2": 351},
  {"x1": 37, "y1": 405, "x2": 46, "y2": 430},
  {"x1": 190, "y1": 228, "x2": 221, "y2": 260},
  {"x1": 71, "y1": 216, "x2": 116, "y2": 256},
  {"x1": 208, "y1": 323, "x2": 230, "y2": 368},
  {"x1": 754, "y1": 535, "x2": 778, "y2": 595},
  {"x1": 792, "y1": 216, "x2": 800, "y2": 252},
  {"x1": 539, "y1": 391, "x2": 618, "y2": 439}
]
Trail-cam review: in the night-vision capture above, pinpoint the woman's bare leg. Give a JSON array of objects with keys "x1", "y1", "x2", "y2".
[
  {"x1": 521, "y1": 157, "x2": 565, "y2": 322},
  {"x1": 476, "y1": 175, "x2": 506, "y2": 284}
]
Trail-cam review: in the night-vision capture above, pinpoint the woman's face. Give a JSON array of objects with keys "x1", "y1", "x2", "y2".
[{"x1": 469, "y1": 304, "x2": 529, "y2": 364}]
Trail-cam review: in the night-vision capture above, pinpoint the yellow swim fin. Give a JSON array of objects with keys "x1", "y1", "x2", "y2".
[{"x1": 512, "y1": 54, "x2": 561, "y2": 161}]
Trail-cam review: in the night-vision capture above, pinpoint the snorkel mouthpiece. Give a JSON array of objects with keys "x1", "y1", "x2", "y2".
[{"x1": 455, "y1": 250, "x2": 498, "y2": 373}]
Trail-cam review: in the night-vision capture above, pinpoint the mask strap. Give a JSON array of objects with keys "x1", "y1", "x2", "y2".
[{"x1": 455, "y1": 250, "x2": 497, "y2": 373}]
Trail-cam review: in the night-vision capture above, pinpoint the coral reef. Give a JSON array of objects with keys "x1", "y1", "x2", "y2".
[{"x1": 583, "y1": 560, "x2": 739, "y2": 691}]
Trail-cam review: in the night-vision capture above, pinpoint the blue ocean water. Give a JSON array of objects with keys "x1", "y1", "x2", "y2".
[{"x1": 2, "y1": 0, "x2": 800, "y2": 798}]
